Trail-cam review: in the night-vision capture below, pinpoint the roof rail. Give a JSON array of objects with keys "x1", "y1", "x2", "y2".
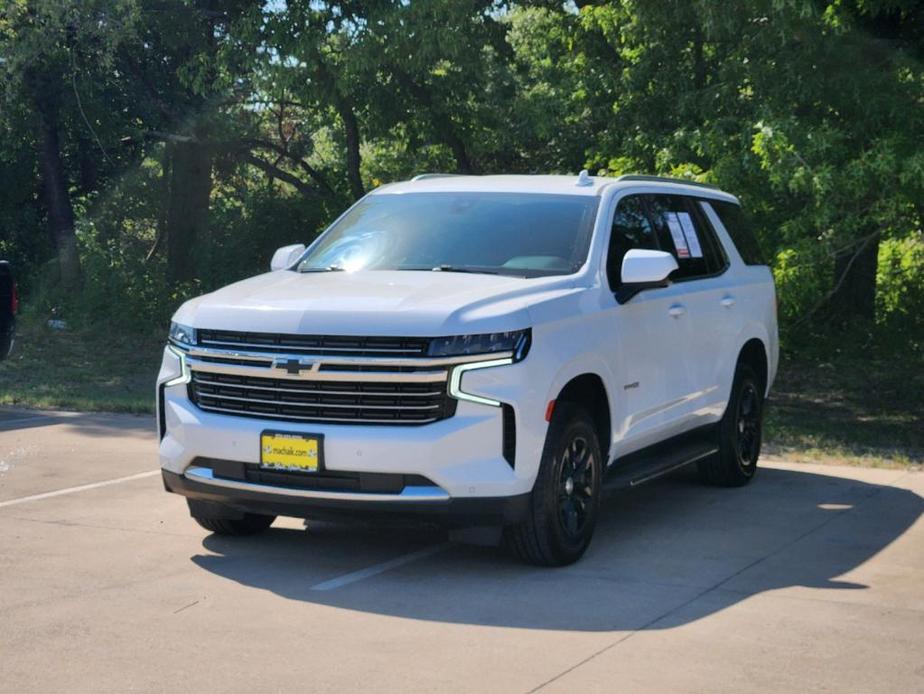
[
  {"x1": 615, "y1": 174, "x2": 720, "y2": 191},
  {"x1": 411, "y1": 173, "x2": 462, "y2": 181}
]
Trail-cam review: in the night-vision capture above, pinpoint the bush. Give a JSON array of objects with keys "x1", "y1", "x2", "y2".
[
  {"x1": 877, "y1": 232, "x2": 924, "y2": 350},
  {"x1": 24, "y1": 159, "x2": 331, "y2": 334}
]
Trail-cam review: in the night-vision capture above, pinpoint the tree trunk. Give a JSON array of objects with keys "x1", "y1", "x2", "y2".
[
  {"x1": 315, "y1": 62, "x2": 364, "y2": 200},
  {"x1": 336, "y1": 96, "x2": 364, "y2": 200},
  {"x1": 166, "y1": 141, "x2": 212, "y2": 285},
  {"x1": 35, "y1": 100, "x2": 81, "y2": 288},
  {"x1": 146, "y1": 142, "x2": 173, "y2": 263},
  {"x1": 392, "y1": 70, "x2": 477, "y2": 174},
  {"x1": 829, "y1": 233, "x2": 880, "y2": 325}
]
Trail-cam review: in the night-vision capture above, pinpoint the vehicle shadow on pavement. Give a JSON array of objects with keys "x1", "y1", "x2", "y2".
[
  {"x1": 0, "y1": 410, "x2": 154, "y2": 437},
  {"x1": 191, "y1": 466, "x2": 922, "y2": 632}
]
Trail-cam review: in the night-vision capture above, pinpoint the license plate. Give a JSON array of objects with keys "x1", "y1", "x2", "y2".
[{"x1": 260, "y1": 431, "x2": 323, "y2": 473}]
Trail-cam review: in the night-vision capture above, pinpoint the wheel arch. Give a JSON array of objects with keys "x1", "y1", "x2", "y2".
[
  {"x1": 554, "y1": 373, "x2": 612, "y2": 462},
  {"x1": 737, "y1": 338, "x2": 769, "y2": 397}
]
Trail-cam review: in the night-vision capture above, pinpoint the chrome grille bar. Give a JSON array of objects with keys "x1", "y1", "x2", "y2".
[
  {"x1": 193, "y1": 403, "x2": 442, "y2": 425},
  {"x1": 191, "y1": 376, "x2": 444, "y2": 397},
  {"x1": 195, "y1": 392, "x2": 443, "y2": 411}
]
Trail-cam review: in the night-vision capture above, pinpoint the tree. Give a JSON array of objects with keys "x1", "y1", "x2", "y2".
[
  {"x1": 516, "y1": 0, "x2": 924, "y2": 331},
  {"x1": 0, "y1": 0, "x2": 139, "y2": 288}
]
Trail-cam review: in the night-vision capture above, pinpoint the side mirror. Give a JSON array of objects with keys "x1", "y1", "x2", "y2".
[
  {"x1": 616, "y1": 249, "x2": 678, "y2": 303},
  {"x1": 621, "y1": 249, "x2": 678, "y2": 284},
  {"x1": 270, "y1": 244, "x2": 306, "y2": 272}
]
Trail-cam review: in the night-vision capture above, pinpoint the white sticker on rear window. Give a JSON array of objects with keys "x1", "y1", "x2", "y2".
[
  {"x1": 677, "y1": 211, "x2": 704, "y2": 258},
  {"x1": 666, "y1": 212, "x2": 690, "y2": 258}
]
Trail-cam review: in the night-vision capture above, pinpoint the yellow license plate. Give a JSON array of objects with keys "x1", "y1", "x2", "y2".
[{"x1": 260, "y1": 431, "x2": 322, "y2": 473}]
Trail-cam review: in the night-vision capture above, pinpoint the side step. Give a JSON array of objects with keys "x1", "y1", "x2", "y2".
[{"x1": 603, "y1": 428, "x2": 719, "y2": 491}]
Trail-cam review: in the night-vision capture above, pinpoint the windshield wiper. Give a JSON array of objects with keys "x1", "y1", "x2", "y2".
[
  {"x1": 431, "y1": 265, "x2": 499, "y2": 275},
  {"x1": 299, "y1": 265, "x2": 345, "y2": 273}
]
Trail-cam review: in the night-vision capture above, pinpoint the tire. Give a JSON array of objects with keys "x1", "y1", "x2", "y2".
[
  {"x1": 192, "y1": 511, "x2": 276, "y2": 536},
  {"x1": 698, "y1": 363, "x2": 763, "y2": 487},
  {"x1": 505, "y1": 402, "x2": 603, "y2": 566}
]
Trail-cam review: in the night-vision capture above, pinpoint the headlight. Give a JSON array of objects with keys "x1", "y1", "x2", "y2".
[
  {"x1": 168, "y1": 322, "x2": 197, "y2": 346},
  {"x1": 428, "y1": 329, "x2": 531, "y2": 361}
]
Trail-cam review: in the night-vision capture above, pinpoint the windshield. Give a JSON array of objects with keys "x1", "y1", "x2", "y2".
[{"x1": 297, "y1": 192, "x2": 599, "y2": 277}]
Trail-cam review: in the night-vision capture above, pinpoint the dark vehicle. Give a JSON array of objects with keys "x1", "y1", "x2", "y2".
[{"x1": 0, "y1": 261, "x2": 17, "y2": 359}]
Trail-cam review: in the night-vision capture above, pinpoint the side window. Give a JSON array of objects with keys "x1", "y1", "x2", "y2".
[
  {"x1": 688, "y1": 198, "x2": 728, "y2": 273},
  {"x1": 646, "y1": 194, "x2": 725, "y2": 280},
  {"x1": 606, "y1": 195, "x2": 657, "y2": 289},
  {"x1": 708, "y1": 200, "x2": 766, "y2": 266}
]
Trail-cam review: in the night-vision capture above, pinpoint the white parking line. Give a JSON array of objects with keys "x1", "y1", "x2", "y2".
[
  {"x1": 0, "y1": 470, "x2": 161, "y2": 509},
  {"x1": 310, "y1": 542, "x2": 452, "y2": 591}
]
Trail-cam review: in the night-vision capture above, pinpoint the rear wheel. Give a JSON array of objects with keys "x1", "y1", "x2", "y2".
[
  {"x1": 191, "y1": 510, "x2": 276, "y2": 536},
  {"x1": 506, "y1": 403, "x2": 602, "y2": 566},
  {"x1": 698, "y1": 363, "x2": 763, "y2": 487}
]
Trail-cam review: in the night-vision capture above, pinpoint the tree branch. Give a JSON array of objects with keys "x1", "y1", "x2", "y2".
[
  {"x1": 242, "y1": 138, "x2": 338, "y2": 198},
  {"x1": 243, "y1": 153, "x2": 327, "y2": 199},
  {"x1": 142, "y1": 131, "x2": 336, "y2": 200}
]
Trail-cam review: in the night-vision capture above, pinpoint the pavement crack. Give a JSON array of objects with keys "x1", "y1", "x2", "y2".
[{"x1": 173, "y1": 600, "x2": 200, "y2": 614}]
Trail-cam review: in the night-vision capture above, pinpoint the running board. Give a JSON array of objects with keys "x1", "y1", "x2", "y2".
[{"x1": 603, "y1": 430, "x2": 718, "y2": 490}]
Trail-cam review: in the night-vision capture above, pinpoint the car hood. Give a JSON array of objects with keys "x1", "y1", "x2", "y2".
[{"x1": 173, "y1": 270, "x2": 580, "y2": 336}]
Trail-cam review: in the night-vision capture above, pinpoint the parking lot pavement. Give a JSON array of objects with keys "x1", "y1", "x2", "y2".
[{"x1": 0, "y1": 409, "x2": 922, "y2": 693}]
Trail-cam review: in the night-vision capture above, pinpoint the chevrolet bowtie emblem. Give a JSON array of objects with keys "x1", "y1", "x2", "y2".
[{"x1": 273, "y1": 358, "x2": 314, "y2": 375}]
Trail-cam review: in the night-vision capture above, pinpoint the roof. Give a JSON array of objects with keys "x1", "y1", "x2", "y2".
[{"x1": 372, "y1": 173, "x2": 738, "y2": 203}]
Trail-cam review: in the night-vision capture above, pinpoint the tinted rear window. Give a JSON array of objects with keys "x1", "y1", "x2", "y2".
[
  {"x1": 0, "y1": 263, "x2": 11, "y2": 294},
  {"x1": 710, "y1": 200, "x2": 766, "y2": 266}
]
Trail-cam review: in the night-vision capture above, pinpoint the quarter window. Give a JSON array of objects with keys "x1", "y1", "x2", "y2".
[
  {"x1": 606, "y1": 195, "x2": 658, "y2": 289},
  {"x1": 708, "y1": 200, "x2": 766, "y2": 266}
]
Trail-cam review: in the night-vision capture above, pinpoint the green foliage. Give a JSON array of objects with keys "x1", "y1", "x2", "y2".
[
  {"x1": 32, "y1": 148, "x2": 332, "y2": 335},
  {"x1": 877, "y1": 233, "x2": 924, "y2": 347},
  {"x1": 0, "y1": 0, "x2": 921, "y2": 356}
]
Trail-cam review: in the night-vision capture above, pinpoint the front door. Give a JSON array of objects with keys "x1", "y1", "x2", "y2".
[
  {"x1": 644, "y1": 193, "x2": 733, "y2": 426},
  {"x1": 603, "y1": 193, "x2": 697, "y2": 453}
]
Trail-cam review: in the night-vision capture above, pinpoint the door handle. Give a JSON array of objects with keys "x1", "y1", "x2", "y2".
[
  {"x1": 668, "y1": 304, "x2": 686, "y2": 318},
  {"x1": 720, "y1": 295, "x2": 736, "y2": 308}
]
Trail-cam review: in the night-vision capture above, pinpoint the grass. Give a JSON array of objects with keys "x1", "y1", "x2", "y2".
[
  {"x1": 764, "y1": 352, "x2": 923, "y2": 468},
  {"x1": 0, "y1": 313, "x2": 163, "y2": 413},
  {"x1": 2, "y1": 311, "x2": 921, "y2": 468}
]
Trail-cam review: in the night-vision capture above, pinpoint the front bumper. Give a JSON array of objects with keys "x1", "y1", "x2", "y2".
[
  {"x1": 157, "y1": 341, "x2": 550, "y2": 523},
  {"x1": 163, "y1": 467, "x2": 530, "y2": 526}
]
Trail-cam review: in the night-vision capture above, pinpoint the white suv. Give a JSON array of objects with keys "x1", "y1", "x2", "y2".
[{"x1": 158, "y1": 173, "x2": 778, "y2": 565}]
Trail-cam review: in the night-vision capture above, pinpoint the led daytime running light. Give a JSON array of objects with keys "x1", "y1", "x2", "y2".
[
  {"x1": 164, "y1": 345, "x2": 191, "y2": 387},
  {"x1": 449, "y1": 357, "x2": 514, "y2": 407}
]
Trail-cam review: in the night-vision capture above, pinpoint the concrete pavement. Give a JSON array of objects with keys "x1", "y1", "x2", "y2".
[{"x1": 1, "y1": 408, "x2": 922, "y2": 693}]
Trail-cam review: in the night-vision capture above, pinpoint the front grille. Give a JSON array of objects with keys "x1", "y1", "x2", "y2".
[
  {"x1": 197, "y1": 329, "x2": 430, "y2": 358},
  {"x1": 188, "y1": 371, "x2": 456, "y2": 425}
]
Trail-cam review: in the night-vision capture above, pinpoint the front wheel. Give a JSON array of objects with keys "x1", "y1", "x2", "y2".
[
  {"x1": 190, "y1": 506, "x2": 276, "y2": 536},
  {"x1": 698, "y1": 363, "x2": 763, "y2": 487},
  {"x1": 506, "y1": 403, "x2": 603, "y2": 566}
]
